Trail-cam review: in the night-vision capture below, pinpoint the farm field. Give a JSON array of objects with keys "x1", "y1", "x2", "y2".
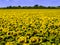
[{"x1": 0, "y1": 9, "x2": 60, "y2": 45}]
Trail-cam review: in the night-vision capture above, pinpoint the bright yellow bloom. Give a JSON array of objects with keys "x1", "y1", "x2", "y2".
[
  {"x1": 2, "y1": 28, "x2": 9, "y2": 32},
  {"x1": 17, "y1": 36, "x2": 26, "y2": 43},
  {"x1": 5, "y1": 42, "x2": 14, "y2": 45},
  {"x1": 30, "y1": 37, "x2": 42, "y2": 43},
  {"x1": 23, "y1": 43, "x2": 29, "y2": 45}
]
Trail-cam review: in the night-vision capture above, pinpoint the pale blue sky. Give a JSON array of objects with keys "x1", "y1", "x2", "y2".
[{"x1": 0, "y1": 0, "x2": 60, "y2": 7}]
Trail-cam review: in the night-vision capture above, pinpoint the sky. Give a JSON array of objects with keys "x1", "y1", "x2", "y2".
[{"x1": 0, "y1": 0, "x2": 60, "y2": 7}]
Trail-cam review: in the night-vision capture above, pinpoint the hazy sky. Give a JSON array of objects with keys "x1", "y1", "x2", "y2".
[{"x1": 0, "y1": 0, "x2": 60, "y2": 7}]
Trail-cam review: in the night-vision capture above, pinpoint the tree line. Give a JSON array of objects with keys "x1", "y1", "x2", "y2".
[{"x1": 0, "y1": 5, "x2": 60, "y2": 9}]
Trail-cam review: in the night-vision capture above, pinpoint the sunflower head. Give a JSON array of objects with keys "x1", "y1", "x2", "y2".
[
  {"x1": 22, "y1": 26, "x2": 26, "y2": 31},
  {"x1": 30, "y1": 37, "x2": 38, "y2": 43},
  {"x1": 5, "y1": 42, "x2": 15, "y2": 45},
  {"x1": 17, "y1": 36, "x2": 27, "y2": 43}
]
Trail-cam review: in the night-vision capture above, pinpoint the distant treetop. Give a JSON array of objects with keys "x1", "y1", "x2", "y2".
[{"x1": 0, "y1": 5, "x2": 60, "y2": 9}]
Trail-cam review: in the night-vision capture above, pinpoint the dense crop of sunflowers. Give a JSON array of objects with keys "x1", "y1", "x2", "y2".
[{"x1": 0, "y1": 9, "x2": 60, "y2": 45}]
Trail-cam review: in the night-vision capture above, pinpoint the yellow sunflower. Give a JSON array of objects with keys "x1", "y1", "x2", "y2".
[
  {"x1": 5, "y1": 42, "x2": 15, "y2": 45},
  {"x1": 22, "y1": 26, "x2": 26, "y2": 30},
  {"x1": 30, "y1": 37, "x2": 41, "y2": 43},
  {"x1": 17, "y1": 36, "x2": 27, "y2": 43}
]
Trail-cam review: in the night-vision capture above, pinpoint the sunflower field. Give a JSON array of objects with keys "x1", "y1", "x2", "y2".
[{"x1": 0, "y1": 9, "x2": 60, "y2": 45}]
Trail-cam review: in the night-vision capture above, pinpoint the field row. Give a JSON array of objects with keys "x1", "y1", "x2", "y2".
[{"x1": 0, "y1": 9, "x2": 60, "y2": 45}]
